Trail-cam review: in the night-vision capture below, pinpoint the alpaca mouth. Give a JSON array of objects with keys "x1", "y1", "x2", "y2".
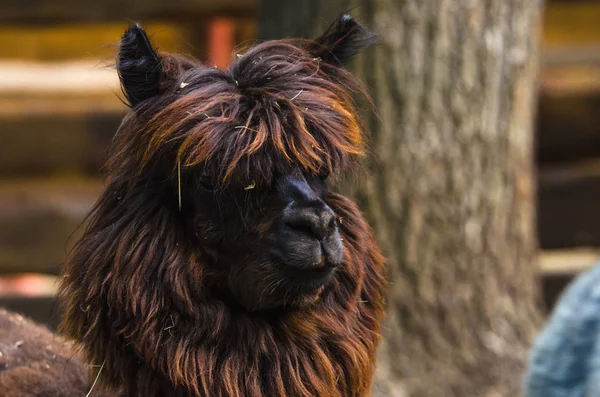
[
  {"x1": 281, "y1": 257, "x2": 337, "y2": 286},
  {"x1": 265, "y1": 221, "x2": 344, "y2": 292},
  {"x1": 269, "y1": 235, "x2": 342, "y2": 289}
]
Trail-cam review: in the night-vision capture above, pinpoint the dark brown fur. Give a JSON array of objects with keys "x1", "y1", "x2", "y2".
[{"x1": 57, "y1": 15, "x2": 387, "y2": 397}]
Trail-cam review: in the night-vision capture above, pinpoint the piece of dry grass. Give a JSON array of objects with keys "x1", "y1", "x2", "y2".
[
  {"x1": 177, "y1": 155, "x2": 182, "y2": 211},
  {"x1": 244, "y1": 180, "x2": 256, "y2": 191},
  {"x1": 234, "y1": 126, "x2": 260, "y2": 133},
  {"x1": 290, "y1": 89, "x2": 304, "y2": 101},
  {"x1": 85, "y1": 360, "x2": 105, "y2": 397}
]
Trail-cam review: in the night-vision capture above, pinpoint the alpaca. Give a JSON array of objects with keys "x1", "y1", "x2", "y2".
[
  {"x1": 524, "y1": 260, "x2": 600, "y2": 397},
  {"x1": 57, "y1": 14, "x2": 387, "y2": 397},
  {"x1": 0, "y1": 308, "x2": 94, "y2": 397}
]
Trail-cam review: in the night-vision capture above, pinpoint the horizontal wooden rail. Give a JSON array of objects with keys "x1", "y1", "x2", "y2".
[{"x1": 539, "y1": 248, "x2": 599, "y2": 275}]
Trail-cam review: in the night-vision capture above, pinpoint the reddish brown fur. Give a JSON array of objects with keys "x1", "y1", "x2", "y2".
[
  {"x1": 57, "y1": 15, "x2": 387, "y2": 397},
  {"x1": 116, "y1": 42, "x2": 366, "y2": 187}
]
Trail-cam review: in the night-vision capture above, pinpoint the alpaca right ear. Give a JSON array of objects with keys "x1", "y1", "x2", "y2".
[
  {"x1": 118, "y1": 24, "x2": 163, "y2": 107},
  {"x1": 310, "y1": 14, "x2": 378, "y2": 67}
]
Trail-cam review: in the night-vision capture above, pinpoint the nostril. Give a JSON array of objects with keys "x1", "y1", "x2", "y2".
[
  {"x1": 321, "y1": 210, "x2": 336, "y2": 232},
  {"x1": 283, "y1": 212, "x2": 321, "y2": 238},
  {"x1": 285, "y1": 218, "x2": 315, "y2": 237},
  {"x1": 283, "y1": 205, "x2": 337, "y2": 240}
]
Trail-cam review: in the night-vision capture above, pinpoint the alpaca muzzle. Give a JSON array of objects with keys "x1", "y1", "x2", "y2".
[{"x1": 269, "y1": 198, "x2": 344, "y2": 289}]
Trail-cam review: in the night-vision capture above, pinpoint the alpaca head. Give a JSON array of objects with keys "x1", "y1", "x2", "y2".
[
  {"x1": 112, "y1": 15, "x2": 376, "y2": 311},
  {"x1": 61, "y1": 14, "x2": 385, "y2": 397}
]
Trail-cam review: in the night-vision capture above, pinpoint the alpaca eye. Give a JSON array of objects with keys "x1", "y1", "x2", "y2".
[{"x1": 199, "y1": 174, "x2": 217, "y2": 191}]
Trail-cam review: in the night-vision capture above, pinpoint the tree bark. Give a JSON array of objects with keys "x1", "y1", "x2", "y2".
[{"x1": 260, "y1": 1, "x2": 544, "y2": 396}]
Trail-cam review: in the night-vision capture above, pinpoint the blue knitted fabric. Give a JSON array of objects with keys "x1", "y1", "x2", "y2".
[{"x1": 525, "y1": 261, "x2": 600, "y2": 397}]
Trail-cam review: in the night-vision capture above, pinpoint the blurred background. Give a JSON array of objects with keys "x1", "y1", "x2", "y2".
[{"x1": 0, "y1": 0, "x2": 598, "y2": 332}]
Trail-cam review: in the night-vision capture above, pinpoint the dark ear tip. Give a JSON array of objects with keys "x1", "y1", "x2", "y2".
[
  {"x1": 122, "y1": 23, "x2": 146, "y2": 41},
  {"x1": 312, "y1": 14, "x2": 378, "y2": 67},
  {"x1": 342, "y1": 13, "x2": 377, "y2": 38},
  {"x1": 337, "y1": 13, "x2": 363, "y2": 30},
  {"x1": 119, "y1": 22, "x2": 158, "y2": 61},
  {"x1": 335, "y1": 13, "x2": 377, "y2": 41},
  {"x1": 340, "y1": 14, "x2": 354, "y2": 23},
  {"x1": 118, "y1": 22, "x2": 162, "y2": 107}
]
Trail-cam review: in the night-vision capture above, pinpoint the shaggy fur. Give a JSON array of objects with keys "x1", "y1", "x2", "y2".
[
  {"x1": 59, "y1": 14, "x2": 386, "y2": 397},
  {"x1": 0, "y1": 308, "x2": 96, "y2": 397}
]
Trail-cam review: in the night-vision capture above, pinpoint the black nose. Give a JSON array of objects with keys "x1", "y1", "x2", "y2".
[{"x1": 282, "y1": 201, "x2": 337, "y2": 240}]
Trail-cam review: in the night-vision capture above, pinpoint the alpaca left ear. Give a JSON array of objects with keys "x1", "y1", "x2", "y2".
[
  {"x1": 311, "y1": 14, "x2": 378, "y2": 67},
  {"x1": 118, "y1": 23, "x2": 164, "y2": 107}
]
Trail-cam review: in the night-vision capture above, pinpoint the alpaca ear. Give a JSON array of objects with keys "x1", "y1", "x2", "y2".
[
  {"x1": 118, "y1": 23, "x2": 164, "y2": 107},
  {"x1": 311, "y1": 14, "x2": 378, "y2": 67}
]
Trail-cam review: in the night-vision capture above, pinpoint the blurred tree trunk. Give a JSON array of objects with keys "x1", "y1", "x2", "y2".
[{"x1": 260, "y1": 1, "x2": 544, "y2": 396}]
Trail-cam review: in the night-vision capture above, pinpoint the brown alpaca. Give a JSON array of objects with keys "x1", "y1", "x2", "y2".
[
  {"x1": 4, "y1": 14, "x2": 386, "y2": 397},
  {"x1": 0, "y1": 308, "x2": 94, "y2": 397}
]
